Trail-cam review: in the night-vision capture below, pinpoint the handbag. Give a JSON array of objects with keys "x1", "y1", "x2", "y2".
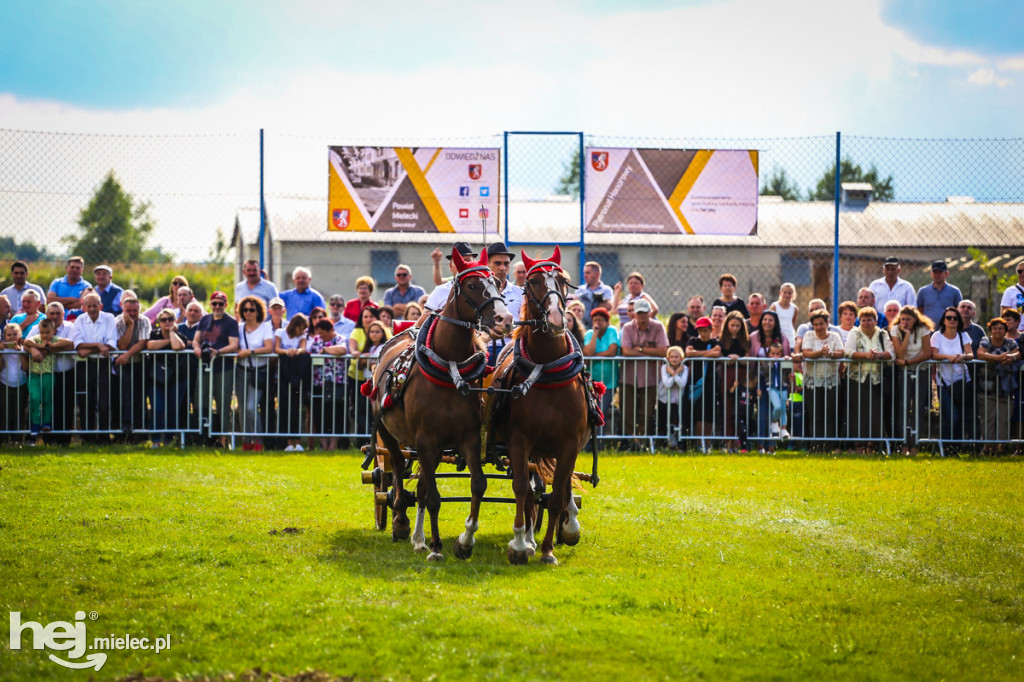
[{"x1": 689, "y1": 376, "x2": 704, "y2": 402}]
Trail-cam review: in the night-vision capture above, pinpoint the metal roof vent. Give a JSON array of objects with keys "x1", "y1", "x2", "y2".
[{"x1": 840, "y1": 182, "x2": 873, "y2": 207}]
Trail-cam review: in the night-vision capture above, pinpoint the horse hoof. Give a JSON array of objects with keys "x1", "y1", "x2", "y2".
[
  {"x1": 392, "y1": 519, "x2": 410, "y2": 542},
  {"x1": 427, "y1": 551, "x2": 445, "y2": 562},
  {"x1": 557, "y1": 530, "x2": 580, "y2": 546},
  {"x1": 507, "y1": 547, "x2": 531, "y2": 565},
  {"x1": 453, "y1": 540, "x2": 474, "y2": 560},
  {"x1": 412, "y1": 539, "x2": 429, "y2": 552},
  {"x1": 540, "y1": 554, "x2": 558, "y2": 566}
]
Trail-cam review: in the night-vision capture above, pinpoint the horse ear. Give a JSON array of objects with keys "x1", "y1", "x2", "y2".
[
  {"x1": 521, "y1": 250, "x2": 536, "y2": 271},
  {"x1": 476, "y1": 247, "x2": 488, "y2": 269},
  {"x1": 451, "y1": 246, "x2": 468, "y2": 272},
  {"x1": 551, "y1": 245, "x2": 561, "y2": 266}
]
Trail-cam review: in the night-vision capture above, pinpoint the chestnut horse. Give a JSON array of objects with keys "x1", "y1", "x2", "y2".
[
  {"x1": 487, "y1": 246, "x2": 592, "y2": 565},
  {"x1": 369, "y1": 246, "x2": 513, "y2": 561}
]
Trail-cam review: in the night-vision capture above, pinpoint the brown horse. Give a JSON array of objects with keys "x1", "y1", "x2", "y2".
[
  {"x1": 488, "y1": 246, "x2": 592, "y2": 565},
  {"x1": 369, "y1": 246, "x2": 513, "y2": 561}
]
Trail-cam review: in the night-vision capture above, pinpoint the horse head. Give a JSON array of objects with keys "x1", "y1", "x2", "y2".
[
  {"x1": 451, "y1": 246, "x2": 513, "y2": 335},
  {"x1": 521, "y1": 245, "x2": 573, "y2": 335}
]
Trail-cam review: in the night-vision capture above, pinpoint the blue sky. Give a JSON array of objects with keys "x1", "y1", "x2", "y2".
[{"x1": 1, "y1": 0, "x2": 1021, "y2": 137}]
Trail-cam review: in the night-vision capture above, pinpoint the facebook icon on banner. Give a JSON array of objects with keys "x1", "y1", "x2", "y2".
[
  {"x1": 479, "y1": 186, "x2": 490, "y2": 197},
  {"x1": 459, "y1": 186, "x2": 470, "y2": 197}
]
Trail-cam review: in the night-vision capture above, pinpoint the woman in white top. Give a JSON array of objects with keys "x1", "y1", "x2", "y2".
[
  {"x1": 769, "y1": 283, "x2": 799, "y2": 347},
  {"x1": 237, "y1": 296, "x2": 275, "y2": 451},
  {"x1": 798, "y1": 310, "x2": 844, "y2": 446},
  {"x1": 274, "y1": 313, "x2": 309, "y2": 451},
  {"x1": 890, "y1": 306, "x2": 933, "y2": 455},
  {"x1": 844, "y1": 307, "x2": 894, "y2": 452},
  {"x1": 929, "y1": 306, "x2": 974, "y2": 445}
]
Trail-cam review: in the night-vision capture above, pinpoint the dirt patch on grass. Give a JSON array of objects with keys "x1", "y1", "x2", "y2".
[
  {"x1": 268, "y1": 527, "x2": 303, "y2": 535},
  {"x1": 121, "y1": 668, "x2": 351, "y2": 682}
]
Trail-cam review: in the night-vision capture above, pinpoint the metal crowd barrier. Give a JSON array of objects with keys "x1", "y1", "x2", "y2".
[
  {"x1": 586, "y1": 356, "x2": 1024, "y2": 456},
  {"x1": 2, "y1": 350, "x2": 1022, "y2": 456}
]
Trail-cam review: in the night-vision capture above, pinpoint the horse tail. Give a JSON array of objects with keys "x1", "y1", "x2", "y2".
[{"x1": 533, "y1": 457, "x2": 584, "y2": 490}]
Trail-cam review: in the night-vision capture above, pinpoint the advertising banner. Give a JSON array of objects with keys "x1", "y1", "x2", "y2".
[
  {"x1": 328, "y1": 146, "x2": 500, "y2": 233},
  {"x1": 585, "y1": 148, "x2": 759, "y2": 235}
]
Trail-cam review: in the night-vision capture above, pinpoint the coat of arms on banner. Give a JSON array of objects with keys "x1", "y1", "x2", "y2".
[
  {"x1": 591, "y1": 151, "x2": 609, "y2": 171},
  {"x1": 332, "y1": 209, "x2": 350, "y2": 229},
  {"x1": 468, "y1": 164, "x2": 482, "y2": 180}
]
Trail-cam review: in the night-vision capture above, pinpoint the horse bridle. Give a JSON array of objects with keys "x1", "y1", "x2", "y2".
[
  {"x1": 517, "y1": 261, "x2": 576, "y2": 334},
  {"x1": 437, "y1": 265, "x2": 506, "y2": 332}
]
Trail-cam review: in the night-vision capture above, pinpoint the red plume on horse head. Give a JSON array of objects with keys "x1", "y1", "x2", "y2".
[
  {"x1": 520, "y1": 245, "x2": 561, "y2": 273},
  {"x1": 452, "y1": 246, "x2": 488, "y2": 274}
]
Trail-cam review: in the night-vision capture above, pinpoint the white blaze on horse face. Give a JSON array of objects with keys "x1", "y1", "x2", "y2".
[
  {"x1": 543, "y1": 270, "x2": 565, "y2": 331},
  {"x1": 482, "y1": 277, "x2": 513, "y2": 333}
]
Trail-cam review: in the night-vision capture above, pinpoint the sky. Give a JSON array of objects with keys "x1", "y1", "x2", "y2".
[
  {"x1": 1, "y1": 0, "x2": 1022, "y2": 259},
  {"x1": 1, "y1": 0, "x2": 1021, "y2": 137}
]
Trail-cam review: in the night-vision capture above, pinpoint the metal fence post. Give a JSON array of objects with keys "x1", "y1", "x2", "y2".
[
  {"x1": 578, "y1": 131, "x2": 586, "y2": 285},
  {"x1": 832, "y1": 130, "x2": 841, "y2": 323},
  {"x1": 259, "y1": 127, "x2": 266, "y2": 273}
]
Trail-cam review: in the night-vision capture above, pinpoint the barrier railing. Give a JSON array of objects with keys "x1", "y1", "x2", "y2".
[{"x1": 2, "y1": 350, "x2": 1021, "y2": 455}]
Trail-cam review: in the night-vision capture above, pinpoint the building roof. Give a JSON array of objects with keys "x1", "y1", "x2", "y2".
[{"x1": 242, "y1": 197, "x2": 1024, "y2": 250}]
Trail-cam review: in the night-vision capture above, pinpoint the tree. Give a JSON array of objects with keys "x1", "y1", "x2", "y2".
[
  {"x1": 64, "y1": 170, "x2": 156, "y2": 263},
  {"x1": 760, "y1": 167, "x2": 801, "y2": 201},
  {"x1": 0, "y1": 236, "x2": 55, "y2": 261},
  {"x1": 208, "y1": 226, "x2": 230, "y2": 267},
  {"x1": 808, "y1": 158, "x2": 895, "y2": 202},
  {"x1": 553, "y1": 149, "x2": 581, "y2": 200}
]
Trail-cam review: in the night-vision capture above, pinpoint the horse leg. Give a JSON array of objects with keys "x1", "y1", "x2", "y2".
[
  {"x1": 380, "y1": 427, "x2": 411, "y2": 542},
  {"x1": 454, "y1": 430, "x2": 484, "y2": 560},
  {"x1": 507, "y1": 434, "x2": 534, "y2": 564},
  {"x1": 416, "y1": 444, "x2": 445, "y2": 561},
  {"x1": 540, "y1": 454, "x2": 577, "y2": 565},
  {"x1": 557, "y1": 472, "x2": 581, "y2": 546}
]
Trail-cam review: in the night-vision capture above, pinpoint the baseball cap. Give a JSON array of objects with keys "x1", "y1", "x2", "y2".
[
  {"x1": 633, "y1": 299, "x2": 652, "y2": 314},
  {"x1": 210, "y1": 291, "x2": 228, "y2": 302},
  {"x1": 93, "y1": 265, "x2": 112, "y2": 274},
  {"x1": 695, "y1": 316, "x2": 712, "y2": 328},
  {"x1": 931, "y1": 260, "x2": 948, "y2": 272},
  {"x1": 883, "y1": 257, "x2": 900, "y2": 266},
  {"x1": 268, "y1": 297, "x2": 285, "y2": 308}
]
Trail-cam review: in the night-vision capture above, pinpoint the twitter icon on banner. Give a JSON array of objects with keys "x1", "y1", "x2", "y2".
[{"x1": 479, "y1": 186, "x2": 490, "y2": 197}]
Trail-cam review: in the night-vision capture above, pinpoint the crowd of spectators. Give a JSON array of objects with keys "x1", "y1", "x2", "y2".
[{"x1": 0, "y1": 253, "x2": 1022, "y2": 454}]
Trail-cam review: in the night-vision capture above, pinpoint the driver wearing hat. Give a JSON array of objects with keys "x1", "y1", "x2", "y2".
[{"x1": 483, "y1": 241, "x2": 524, "y2": 367}]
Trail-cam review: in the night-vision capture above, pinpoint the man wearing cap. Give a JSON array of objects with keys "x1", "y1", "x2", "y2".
[
  {"x1": 620, "y1": 298, "x2": 669, "y2": 445},
  {"x1": 47, "y1": 256, "x2": 91, "y2": 310},
  {"x1": 92, "y1": 265, "x2": 124, "y2": 315},
  {"x1": 868, "y1": 257, "x2": 916, "y2": 316},
  {"x1": 425, "y1": 242, "x2": 478, "y2": 312},
  {"x1": 235, "y1": 259, "x2": 279, "y2": 306},
  {"x1": 483, "y1": 241, "x2": 524, "y2": 366},
  {"x1": 193, "y1": 291, "x2": 239, "y2": 448},
  {"x1": 576, "y1": 261, "x2": 615, "y2": 327},
  {"x1": 383, "y1": 264, "x2": 426, "y2": 310},
  {"x1": 279, "y1": 266, "x2": 325, "y2": 320},
  {"x1": 917, "y1": 260, "x2": 962, "y2": 327},
  {"x1": 2, "y1": 261, "x2": 45, "y2": 314},
  {"x1": 1000, "y1": 260, "x2": 1024, "y2": 333},
  {"x1": 327, "y1": 294, "x2": 356, "y2": 342}
]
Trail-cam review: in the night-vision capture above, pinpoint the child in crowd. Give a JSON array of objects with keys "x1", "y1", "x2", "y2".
[
  {"x1": 769, "y1": 282, "x2": 799, "y2": 347},
  {"x1": 656, "y1": 345, "x2": 689, "y2": 448},
  {"x1": 26, "y1": 318, "x2": 57, "y2": 437},
  {"x1": 274, "y1": 313, "x2": 309, "y2": 452},
  {"x1": 766, "y1": 342, "x2": 793, "y2": 442},
  {"x1": 0, "y1": 324, "x2": 28, "y2": 439},
  {"x1": 361, "y1": 321, "x2": 388, "y2": 379}
]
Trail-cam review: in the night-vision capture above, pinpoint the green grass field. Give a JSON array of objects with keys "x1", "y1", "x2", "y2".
[{"x1": 1, "y1": 447, "x2": 1022, "y2": 681}]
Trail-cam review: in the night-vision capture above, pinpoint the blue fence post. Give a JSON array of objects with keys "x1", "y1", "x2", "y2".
[
  {"x1": 259, "y1": 128, "x2": 266, "y2": 273},
  {"x1": 578, "y1": 131, "x2": 586, "y2": 285},
  {"x1": 503, "y1": 131, "x2": 509, "y2": 246},
  {"x1": 832, "y1": 131, "x2": 841, "y2": 323}
]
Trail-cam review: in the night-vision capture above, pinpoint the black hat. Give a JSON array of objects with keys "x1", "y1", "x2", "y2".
[
  {"x1": 883, "y1": 257, "x2": 900, "y2": 266},
  {"x1": 446, "y1": 241, "x2": 478, "y2": 260},
  {"x1": 931, "y1": 260, "x2": 948, "y2": 272},
  {"x1": 486, "y1": 241, "x2": 515, "y2": 260}
]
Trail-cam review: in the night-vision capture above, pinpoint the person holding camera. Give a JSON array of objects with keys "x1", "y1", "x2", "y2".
[
  {"x1": 577, "y1": 261, "x2": 615, "y2": 327},
  {"x1": 192, "y1": 291, "x2": 239, "y2": 448}
]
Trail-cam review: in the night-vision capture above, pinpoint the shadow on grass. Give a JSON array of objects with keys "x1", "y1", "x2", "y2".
[
  {"x1": 601, "y1": 444, "x2": 1024, "y2": 463},
  {"x1": 317, "y1": 526, "x2": 576, "y2": 581}
]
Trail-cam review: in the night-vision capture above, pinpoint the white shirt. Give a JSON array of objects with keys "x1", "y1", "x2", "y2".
[
  {"x1": 499, "y1": 281, "x2": 524, "y2": 321},
  {"x1": 657, "y1": 364, "x2": 689, "y2": 404},
  {"x1": 1, "y1": 352, "x2": 26, "y2": 387},
  {"x1": 238, "y1": 321, "x2": 275, "y2": 368},
  {"x1": 70, "y1": 312, "x2": 118, "y2": 350},
  {"x1": 1000, "y1": 283, "x2": 1024, "y2": 331},
  {"x1": 930, "y1": 331, "x2": 972, "y2": 386},
  {"x1": 868, "y1": 276, "x2": 917, "y2": 315},
  {"x1": 54, "y1": 323, "x2": 75, "y2": 372},
  {"x1": 425, "y1": 281, "x2": 454, "y2": 312},
  {"x1": 275, "y1": 328, "x2": 304, "y2": 351}
]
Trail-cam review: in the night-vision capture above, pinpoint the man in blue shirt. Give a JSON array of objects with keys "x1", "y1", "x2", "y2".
[
  {"x1": 576, "y1": 261, "x2": 615, "y2": 327},
  {"x1": 47, "y1": 256, "x2": 91, "y2": 311},
  {"x1": 327, "y1": 294, "x2": 356, "y2": 343},
  {"x1": 92, "y1": 264, "x2": 124, "y2": 315},
  {"x1": 917, "y1": 260, "x2": 962, "y2": 326},
  {"x1": 279, "y1": 266, "x2": 325, "y2": 319},
  {"x1": 234, "y1": 259, "x2": 279, "y2": 305},
  {"x1": 382, "y1": 263, "x2": 426, "y2": 314}
]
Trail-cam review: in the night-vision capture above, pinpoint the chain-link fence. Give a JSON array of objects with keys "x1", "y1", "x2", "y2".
[{"x1": 2, "y1": 128, "x2": 1022, "y2": 322}]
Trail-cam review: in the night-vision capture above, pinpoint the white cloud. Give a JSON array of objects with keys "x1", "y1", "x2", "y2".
[
  {"x1": 997, "y1": 56, "x2": 1024, "y2": 71},
  {"x1": 967, "y1": 67, "x2": 1012, "y2": 88}
]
